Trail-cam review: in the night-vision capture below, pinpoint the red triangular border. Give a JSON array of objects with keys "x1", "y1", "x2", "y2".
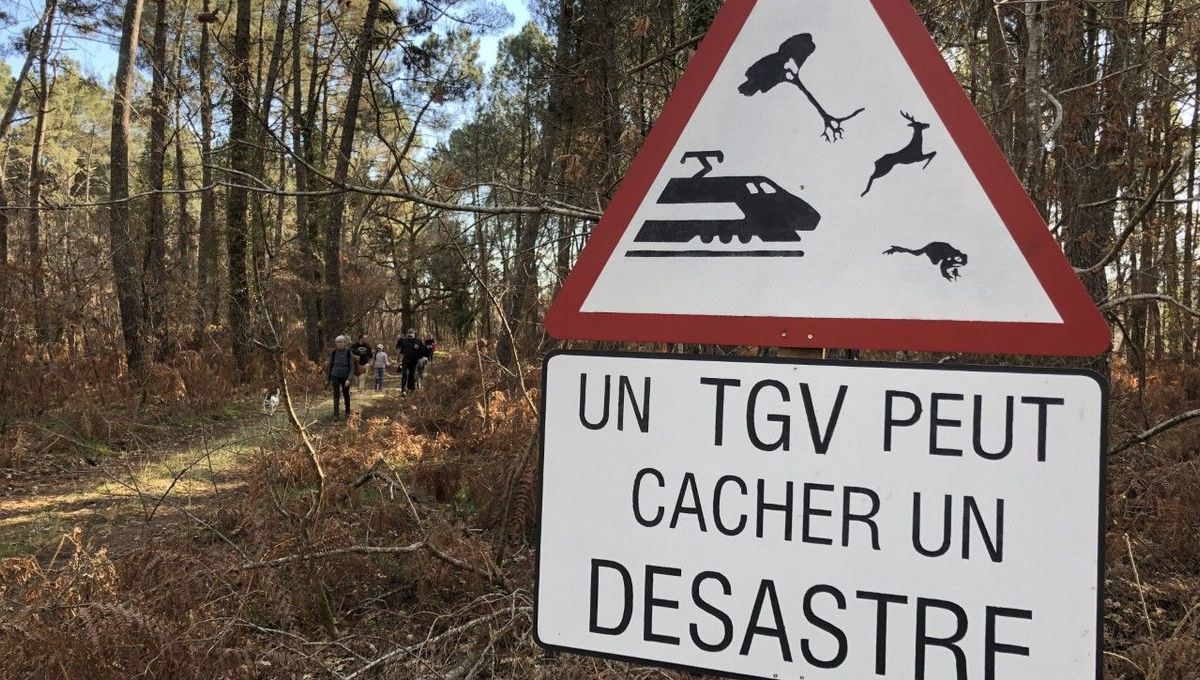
[{"x1": 546, "y1": 0, "x2": 1110, "y2": 356}]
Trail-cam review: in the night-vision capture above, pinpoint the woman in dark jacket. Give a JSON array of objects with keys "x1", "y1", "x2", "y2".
[{"x1": 328, "y1": 335, "x2": 355, "y2": 419}]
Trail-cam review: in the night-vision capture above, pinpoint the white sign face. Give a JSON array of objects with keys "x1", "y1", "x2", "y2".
[
  {"x1": 581, "y1": 0, "x2": 1052, "y2": 322},
  {"x1": 535, "y1": 352, "x2": 1104, "y2": 680}
]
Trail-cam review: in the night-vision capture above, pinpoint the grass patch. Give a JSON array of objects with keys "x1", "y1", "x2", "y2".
[{"x1": 1, "y1": 387, "x2": 398, "y2": 561}]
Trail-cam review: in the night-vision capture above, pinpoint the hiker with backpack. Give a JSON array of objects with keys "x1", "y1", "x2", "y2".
[
  {"x1": 350, "y1": 334, "x2": 373, "y2": 390},
  {"x1": 416, "y1": 335, "x2": 435, "y2": 385}
]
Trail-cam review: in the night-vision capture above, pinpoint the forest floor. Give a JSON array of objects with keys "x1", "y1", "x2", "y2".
[
  {"x1": 0, "y1": 355, "x2": 566, "y2": 679},
  {"x1": 0, "y1": 352, "x2": 1197, "y2": 679},
  {"x1": 0, "y1": 379, "x2": 396, "y2": 562}
]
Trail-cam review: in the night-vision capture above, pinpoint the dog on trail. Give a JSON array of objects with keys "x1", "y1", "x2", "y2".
[{"x1": 262, "y1": 388, "x2": 280, "y2": 416}]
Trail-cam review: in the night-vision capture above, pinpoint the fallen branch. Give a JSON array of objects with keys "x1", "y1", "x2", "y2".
[
  {"x1": 349, "y1": 463, "x2": 506, "y2": 587},
  {"x1": 1110, "y1": 409, "x2": 1200, "y2": 455},
  {"x1": 352, "y1": 461, "x2": 426, "y2": 533},
  {"x1": 424, "y1": 540, "x2": 504, "y2": 588},
  {"x1": 147, "y1": 443, "x2": 221, "y2": 522},
  {"x1": 234, "y1": 542, "x2": 426, "y2": 571},
  {"x1": 351, "y1": 459, "x2": 385, "y2": 489},
  {"x1": 342, "y1": 606, "x2": 532, "y2": 680},
  {"x1": 233, "y1": 539, "x2": 502, "y2": 586},
  {"x1": 1125, "y1": 534, "x2": 1164, "y2": 669}
]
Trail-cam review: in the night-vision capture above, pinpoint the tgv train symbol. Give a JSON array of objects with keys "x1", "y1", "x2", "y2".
[{"x1": 633, "y1": 151, "x2": 820, "y2": 246}]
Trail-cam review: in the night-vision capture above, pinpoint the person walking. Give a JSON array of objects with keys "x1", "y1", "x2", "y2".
[
  {"x1": 328, "y1": 335, "x2": 355, "y2": 419},
  {"x1": 372, "y1": 343, "x2": 389, "y2": 390},
  {"x1": 351, "y1": 334, "x2": 373, "y2": 390},
  {"x1": 416, "y1": 335, "x2": 434, "y2": 386},
  {"x1": 396, "y1": 328, "x2": 423, "y2": 396}
]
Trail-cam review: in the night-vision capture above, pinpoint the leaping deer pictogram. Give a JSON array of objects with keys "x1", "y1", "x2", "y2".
[{"x1": 861, "y1": 111, "x2": 937, "y2": 197}]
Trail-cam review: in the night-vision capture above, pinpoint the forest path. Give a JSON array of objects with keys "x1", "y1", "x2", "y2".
[{"x1": 0, "y1": 375, "x2": 403, "y2": 560}]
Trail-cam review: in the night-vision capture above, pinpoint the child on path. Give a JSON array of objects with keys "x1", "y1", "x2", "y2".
[{"x1": 373, "y1": 344, "x2": 389, "y2": 390}]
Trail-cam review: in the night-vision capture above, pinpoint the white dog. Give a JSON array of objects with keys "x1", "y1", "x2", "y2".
[{"x1": 262, "y1": 388, "x2": 280, "y2": 416}]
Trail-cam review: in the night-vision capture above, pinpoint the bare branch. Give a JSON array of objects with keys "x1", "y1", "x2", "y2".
[
  {"x1": 343, "y1": 606, "x2": 532, "y2": 680},
  {"x1": 0, "y1": 1, "x2": 53, "y2": 140},
  {"x1": 221, "y1": 49, "x2": 604, "y2": 224},
  {"x1": 626, "y1": 33, "x2": 705, "y2": 76},
  {"x1": 1076, "y1": 158, "x2": 1183, "y2": 275},
  {"x1": 1111, "y1": 410, "x2": 1200, "y2": 455},
  {"x1": 1040, "y1": 87, "x2": 1063, "y2": 146},
  {"x1": 4, "y1": 183, "x2": 218, "y2": 210},
  {"x1": 424, "y1": 540, "x2": 503, "y2": 587},
  {"x1": 1099, "y1": 293, "x2": 1200, "y2": 320},
  {"x1": 234, "y1": 542, "x2": 427, "y2": 571}
]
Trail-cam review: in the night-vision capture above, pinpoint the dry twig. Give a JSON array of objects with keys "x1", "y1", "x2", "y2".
[{"x1": 342, "y1": 606, "x2": 532, "y2": 680}]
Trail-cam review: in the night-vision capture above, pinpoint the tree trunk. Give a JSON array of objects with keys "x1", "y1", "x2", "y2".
[
  {"x1": 1184, "y1": 51, "x2": 1199, "y2": 359},
  {"x1": 194, "y1": 0, "x2": 218, "y2": 347},
  {"x1": 273, "y1": 135, "x2": 286, "y2": 252},
  {"x1": 0, "y1": 0, "x2": 55, "y2": 141},
  {"x1": 226, "y1": 0, "x2": 255, "y2": 369},
  {"x1": 498, "y1": 0, "x2": 572, "y2": 365},
  {"x1": 592, "y1": 0, "x2": 623, "y2": 194},
  {"x1": 293, "y1": 0, "x2": 321, "y2": 360},
  {"x1": 0, "y1": 164, "x2": 9, "y2": 265},
  {"x1": 1020, "y1": 0, "x2": 1045, "y2": 197},
  {"x1": 1130, "y1": 0, "x2": 1174, "y2": 383},
  {"x1": 398, "y1": 233, "x2": 414, "y2": 335},
  {"x1": 249, "y1": 0, "x2": 291, "y2": 290},
  {"x1": 1152, "y1": 0, "x2": 1175, "y2": 361},
  {"x1": 109, "y1": 0, "x2": 148, "y2": 378},
  {"x1": 27, "y1": 0, "x2": 57, "y2": 342},
  {"x1": 473, "y1": 132, "x2": 492, "y2": 341},
  {"x1": 984, "y1": 2, "x2": 1014, "y2": 156},
  {"x1": 173, "y1": 0, "x2": 190, "y2": 285},
  {"x1": 323, "y1": 0, "x2": 382, "y2": 338},
  {"x1": 143, "y1": 0, "x2": 170, "y2": 358},
  {"x1": 175, "y1": 97, "x2": 191, "y2": 286},
  {"x1": 1046, "y1": 0, "x2": 1109, "y2": 374}
]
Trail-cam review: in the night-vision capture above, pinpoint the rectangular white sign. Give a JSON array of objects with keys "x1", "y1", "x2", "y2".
[{"x1": 535, "y1": 351, "x2": 1104, "y2": 680}]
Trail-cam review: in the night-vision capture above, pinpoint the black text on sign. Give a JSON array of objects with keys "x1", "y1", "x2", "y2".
[{"x1": 534, "y1": 352, "x2": 1104, "y2": 680}]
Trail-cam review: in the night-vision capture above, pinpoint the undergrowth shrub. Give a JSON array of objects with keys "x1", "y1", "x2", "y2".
[
  {"x1": 0, "y1": 530, "x2": 261, "y2": 678},
  {"x1": 3, "y1": 349, "x2": 1195, "y2": 679},
  {"x1": 1104, "y1": 360, "x2": 1200, "y2": 680},
  {"x1": 403, "y1": 354, "x2": 540, "y2": 537}
]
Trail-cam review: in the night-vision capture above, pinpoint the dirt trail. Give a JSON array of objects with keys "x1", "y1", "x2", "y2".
[{"x1": 0, "y1": 380, "x2": 398, "y2": 560}]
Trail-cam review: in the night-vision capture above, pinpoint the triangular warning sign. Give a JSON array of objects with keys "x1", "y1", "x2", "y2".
[{"x1": 547, "y1": 0, "x2": 1110, "y2": 356}]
